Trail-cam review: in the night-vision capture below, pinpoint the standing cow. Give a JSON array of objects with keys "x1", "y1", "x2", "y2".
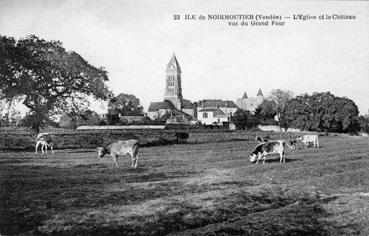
[
  {"x1": 249, "y1": 140, "x2": 286, "y2": 164},
  {"x1": 97, "y1": 139, "x2": 139, "y2": 168},
  {"x1": 296, "y1": 135, "x2": 319, "y2": 148},
  {"x1": 35, "y1": 133, "x2": 54, "y2": 154}
]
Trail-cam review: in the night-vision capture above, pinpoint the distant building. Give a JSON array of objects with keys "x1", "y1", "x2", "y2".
[
  {"x1": 196, "y1": 99, "x2": 237, "y2": 125},
  {"x1": 148, "y1": 54, "x2": 195, "y2": 123},
  {"x1": 236, "y1": 89, "x2": 264, "y2": 113}
]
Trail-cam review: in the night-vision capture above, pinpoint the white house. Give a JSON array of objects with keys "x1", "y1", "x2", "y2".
[
  {"x1": 197, "y1": 108, "x2": 229, "y2": 125},
  {"x1": 196, "y1": 99, "x2": 237, "y2": 125}
]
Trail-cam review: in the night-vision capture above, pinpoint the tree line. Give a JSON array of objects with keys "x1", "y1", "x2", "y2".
[
  {"x1": 1, "y1": 35, "x2": 368, "y2": 134},
  {"x1": 232, "y1": 89, "x2": 366, "y2": 134}
]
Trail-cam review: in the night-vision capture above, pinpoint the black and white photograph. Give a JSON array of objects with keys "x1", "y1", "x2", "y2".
[{"x1": 1, "y1": 0, "x2": 369, "y2": 235}]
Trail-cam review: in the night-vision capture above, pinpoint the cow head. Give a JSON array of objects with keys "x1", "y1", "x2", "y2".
[
  {"x1": 296, "y1": 136, "x2": 303, "y2": 141},
  {"x1": 97, "y1": 147, "x2": 108, "y2": 158},
  {"x1": 249, "y1": 153, "x2": 258, "y2": 163}
]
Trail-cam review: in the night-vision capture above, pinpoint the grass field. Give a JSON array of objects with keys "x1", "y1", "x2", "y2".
[{"x1": 1, "y1": 135, "x2": 369, "y2": 235}]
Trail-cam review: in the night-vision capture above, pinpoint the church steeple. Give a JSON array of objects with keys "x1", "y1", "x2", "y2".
[
  {"x1": 164, "y1": 53, "x2": 182, "y2": 110},
  {"x1": 257, "y1": 88, "x2": 263, "y2": 96},
  {"x1": 242, "y1": 92, "x2": 248, "y2": 99},
  {"x1": 166, "y1": 53, "x2": 181, "y2": 72}
]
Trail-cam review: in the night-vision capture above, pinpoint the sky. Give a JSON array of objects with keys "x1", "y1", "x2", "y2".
[{"x1": 1, "y1": 0, "x2": 368, "y2": 115}]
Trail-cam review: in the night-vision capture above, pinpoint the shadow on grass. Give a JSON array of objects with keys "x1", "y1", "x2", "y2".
[
  {"x1": 254, "y1": 158, "x2": 301, "y2": 164},
  {"x1": 45, "y1": 187, "x2": 343, "y2": 236},
  {"x1": 0, "y1": 163, "x2": 199, "y2": 235}
]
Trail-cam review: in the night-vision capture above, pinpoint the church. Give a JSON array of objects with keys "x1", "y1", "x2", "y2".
[{"x1": 147, "y1": 54, "x2": 195, "y2": 123}]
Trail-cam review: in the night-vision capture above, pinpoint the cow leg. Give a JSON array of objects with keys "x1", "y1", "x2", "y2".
[
  {"x1": 50, "y1": 144, "x2": 54, "y2": 154},
  {"x1": 35, "y1": 141, "x2": 41, "y2": 153},
  {"x1": 130, "y1": 153, "x2": 135, "y2": 168},
  {"x1": 262, "y1": 155, "x2": 266, "y2": 164},
  {"x1": 255, "y1": 154, "x2": 260, "y2": 164},
  {"x1": 112, "y1": 154, "x2": 118, "y2": 168},
  {"x1": 133, "y1": 155, "x2": 139, "y2": 169},
  {"x1": 279, "y1": 151, "x2": 285, "y2": 163}
]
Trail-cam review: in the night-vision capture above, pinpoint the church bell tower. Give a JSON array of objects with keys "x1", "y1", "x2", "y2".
[{"x1": 164, "y1": 53, "x2": 183, "y2": 110}]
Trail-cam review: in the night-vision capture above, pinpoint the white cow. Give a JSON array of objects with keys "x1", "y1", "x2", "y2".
[
  {"x1": 296, "y1": 135, "x2": 319, "y2": 148},
  {"x1": 35, "y1": 133, "x2": 54, "y2": 154},
  {"x1": 97, "y1": 139, "x2": 139, "y2": 168}
]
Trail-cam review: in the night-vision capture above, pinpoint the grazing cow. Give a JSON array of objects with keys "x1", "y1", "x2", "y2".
[
  {"x1": 97, "y1": 139, "x2": 139, "y2": 169},
  {"x1": 175, "y1": 132, "x2": 189, "y2": 144},
  {"x1": 249, "y1": 140, "x2": 286, "y2": 164},
  {"x1": 296, "y1": 135, "x2": 319, "y2": 148},
  {"x1": 35, "y1": 133, "x2": 54, "y2": 154},
  {"x1": 286, "y1": 140, "x2": 299, "y2": 149}
]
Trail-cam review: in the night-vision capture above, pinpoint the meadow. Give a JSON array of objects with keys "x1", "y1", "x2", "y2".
[{"x1": 1, "y1": 135, "x2": 369, "y2": 235}]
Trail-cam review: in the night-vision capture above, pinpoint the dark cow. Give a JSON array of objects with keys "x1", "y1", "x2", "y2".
[
  {"x1": 97, "y1": 139, "x2": 139, "y2": 168},
  {"x1": 175, "y1": 132, "x2": 189, "y2": 144},
  {"x1": 35, "y1": 133, "x2": 54, "y2": 154},
  {"x1": 250, "y1": 140, "x2": 286, "y2": 164},
  {"x1": 286, "y1": 140, "x2": 299, "y2": 149},
  {"x1": 255, "y1": 136, "x2": 271, "y2": 144}
]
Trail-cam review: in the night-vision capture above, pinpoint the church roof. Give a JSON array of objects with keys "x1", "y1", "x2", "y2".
[
  {"x1": 148, "y1": 100, "x2": 175, "y2": 111},
  {"x1": 257, "y1": 89, "x2": 263, "y2": 96},
  {"x1": 182, "y1": 99, "x2": 195, "y2": 109},
  {"x1": 166, "y1": 53, "x2": 181, "y2": 72},
  {"x1": 242, "y1": 92, "x2": 248, "y2": 98}
]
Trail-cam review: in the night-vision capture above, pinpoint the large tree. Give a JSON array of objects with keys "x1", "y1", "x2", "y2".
[
  {"x1": 108, "y1": 93, "x2": 143, "y2": 116},
  {"x1": 231, "y1": 109, "x2": 259, "y2": 130},
  {"x1": 0, "y1": 35, "x2": 112, "y2": 132},
  {"x1": 106, "y1": 93, "x2": 143, "y2": 125},
  {"x1": 260, "y1": 89, "x2": 295, "y2": 130},
  {"x1": 285, "y1": 92, "x2": 360, "y2": 133}
]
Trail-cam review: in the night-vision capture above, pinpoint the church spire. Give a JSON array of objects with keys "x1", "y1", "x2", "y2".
[
  {"x1": 257, "y1": 88, "x2": 263, "y2": 96},
  {"x1": 166, "y1": 52, "x2": 181, "y2": 72},
  {"x1": 242, "y1": 92, "x2": 248, "y2": 98}
]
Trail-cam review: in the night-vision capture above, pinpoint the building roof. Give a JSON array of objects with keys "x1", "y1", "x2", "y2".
[
  {"x1": 197, "y1": 99, "x2": 237, "y2": 108},
  {"x1": 148, "y1": 100, "x2": 175, "y2": 111},
  {"x1": 182, "y1": 99, "x2": 195, "y2": 109},
  {"x1": 242, "y1": 92, "x2": 248, "y2": 98},
  {"x1": 198, "y1": 108, "x2": 227, "y2": 117},
  {"x1": 166, "y1": 53, "x2": 181, "y2": 72},
  {"x1": 257, "y1": 88, "x2": 263, "y2": 96}
]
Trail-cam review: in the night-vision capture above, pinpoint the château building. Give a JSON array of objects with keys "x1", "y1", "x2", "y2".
[{"x1": 236, "y1": 89, "x2": 264, "y2": 113}]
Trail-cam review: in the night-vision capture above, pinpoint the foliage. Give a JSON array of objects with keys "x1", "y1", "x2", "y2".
[
  {"x1": 59, "y1": 110, "x2": 101, "y2": 128},
  {"x1": 108, "y1": 93, "x2": 143, "y2": 116},
  {"x1": 0, "y1": 102, "x2": 22, "y2": 126},
  {"x1": 358, "y1": 115, "x2": 369, "y2": 133},
  {"x1": 258, "y1": 89, "x2": 295, "y2": 130},
  {"x1": 231, "y1": 109, "x2": 259, "y2": 130},
  {"x1": 0, "y1": 35, "x2": 112, "y2": 133},
  {"x1": 285, "y1": 92, "x2": 360, "y2": 133}
]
